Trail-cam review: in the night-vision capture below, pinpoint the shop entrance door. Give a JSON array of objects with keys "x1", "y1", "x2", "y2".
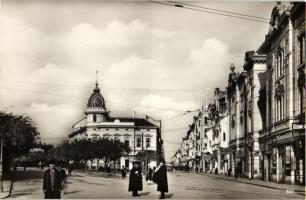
[
  {"x1": 280, "y1": 153, "x2": 285, "y2": 183},
  {"x1": 267, "y1": 156, "x2": 271, "y2": 182}
]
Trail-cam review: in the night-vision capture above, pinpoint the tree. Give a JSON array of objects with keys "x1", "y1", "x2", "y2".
[
  {"x1": 0, "y1": 112, "x2": 40, "y2": 197},
  {"x1": 0, "y1": 112, "x2": 40, "y2": 175}
]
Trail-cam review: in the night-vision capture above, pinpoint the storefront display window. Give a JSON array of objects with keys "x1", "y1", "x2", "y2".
[{"x1": 285, "y1": 146, "x2": 291, "y2": 176}]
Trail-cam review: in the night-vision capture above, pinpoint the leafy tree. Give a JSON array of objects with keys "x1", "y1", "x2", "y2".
[
  {"x1": 0, "y1": 112, "x2": 40, "y2": 175},
  {"x1": 0, "y1": 112, "x2": 40, "y2": 197}
]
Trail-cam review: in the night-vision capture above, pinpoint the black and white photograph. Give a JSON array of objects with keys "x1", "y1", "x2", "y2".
[{"x1": 0, "y1": 0, "x2": 305, "y2": 199}]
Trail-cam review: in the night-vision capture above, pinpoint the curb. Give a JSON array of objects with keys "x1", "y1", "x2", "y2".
[{"x1": 201, "y1": 173, "x2": 305, "y2": 193}]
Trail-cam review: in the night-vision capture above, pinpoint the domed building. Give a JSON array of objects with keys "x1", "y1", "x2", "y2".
[{"x1": 68, "y1": 81, "x2": 161, "y2": 170}]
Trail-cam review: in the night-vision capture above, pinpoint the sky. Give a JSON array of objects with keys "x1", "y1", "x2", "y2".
[{"x1": 0, "y1": 0, "x2": 275, "y2": 161}]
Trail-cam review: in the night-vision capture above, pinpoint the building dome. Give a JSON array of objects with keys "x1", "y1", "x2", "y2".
[{"x1": 87, "y1": 81, "x2": 106, "y2": 109}]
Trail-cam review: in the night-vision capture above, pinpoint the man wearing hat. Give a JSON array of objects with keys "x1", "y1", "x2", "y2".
[
  {"x1": 128, "y1": 161, "x2": 143, "y2": 197},
  {"x1": 43, "y1": 159, "x2": 63, "y2": 199},
  {"x1": 153, "y1": 159, "x2": 168, "y2": 199}
]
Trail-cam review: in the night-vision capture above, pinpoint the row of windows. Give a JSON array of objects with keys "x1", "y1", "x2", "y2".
[
  {"x1": 90, "y1": 137, "x2": 152, "y2": 148},
  {"x1": 136, "y1": 137, "x2": 151, "y2": 148}
]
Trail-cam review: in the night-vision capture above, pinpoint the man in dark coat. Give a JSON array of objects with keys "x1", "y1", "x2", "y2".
[
  {"x1": 153, "y1": 160, "x2": 168, "y2": 199},
  {"x1": 43, "y1": 159, "x2": 63, "y2": 199},
  {"x1": 128, "y1": 162, "x2": 143, "y2": 197}
]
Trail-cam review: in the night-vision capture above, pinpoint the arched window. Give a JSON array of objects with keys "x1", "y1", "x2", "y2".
[{"x1": 223, "y1": 132, "x2": 226, "y2": 142}]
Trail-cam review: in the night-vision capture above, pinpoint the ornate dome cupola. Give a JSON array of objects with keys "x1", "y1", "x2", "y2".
[
  {"x1": 85, "y1": 80, "x2": 108, "y2": 123},
  {"x1": 87, "y1": 81, "x2": 106, "y2": 109}
]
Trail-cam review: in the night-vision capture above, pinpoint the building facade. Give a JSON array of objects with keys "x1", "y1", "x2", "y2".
[
  {"x1": 258, "y1": 2, "x2": 305, "y2": 185},
  {"x1": 171, "y1": 2, "x2": 304, "y2": 186},
  {"x1": 68, "y1": 81, "x2": 161, "y2": 170}
]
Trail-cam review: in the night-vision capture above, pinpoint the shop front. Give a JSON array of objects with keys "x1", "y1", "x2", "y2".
[
  {"x1": 270, "y1": 130, "x2": 305, "y2": 185},
  {"x1": 202, "y1": 153, "x2": 211, "y2": 173}
]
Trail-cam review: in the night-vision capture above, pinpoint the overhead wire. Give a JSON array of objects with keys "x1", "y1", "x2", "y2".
[
  {"x1": 167, "y1": 1, "x2": 270, "y2": 21},
  {"x1": 0, "y1": 86, "x2": 187, "y2": 112},
  {"x1": 162, "y1": 109, "x2": 201, "y2": 121},
  {"x1": 0, "y1": 79, "x2": 200, "y2": 93},
  {"x1": 148, "y1": 1, "x2": 270, "y2": 24}
]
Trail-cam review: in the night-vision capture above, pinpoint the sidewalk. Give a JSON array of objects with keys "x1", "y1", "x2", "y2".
[
  {"x1": 73, "y1": 170, "x2": 123, "y2": 178},
  {"x1": 200, "y1": 172, "x2": 305, "y2": 193}
]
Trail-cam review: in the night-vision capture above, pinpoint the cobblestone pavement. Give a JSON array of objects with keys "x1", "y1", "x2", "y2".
[{"x1": 6, "y1": 168, "x2": 305, "y2": 199}]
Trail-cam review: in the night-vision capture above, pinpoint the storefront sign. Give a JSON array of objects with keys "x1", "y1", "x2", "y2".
[
  {"x1": 292, "y1": 123, "x2": 304, "y2": 130},
  {"x1": 275, "y1": 132, "x2": 302, "y2": 143}
]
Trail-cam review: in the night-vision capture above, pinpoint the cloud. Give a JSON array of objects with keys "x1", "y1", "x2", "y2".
[
  {"x1": 186, "y1": 38, "x2": 231, "y2": 87},
  {"x1": 23, "y1": 103, "x2": 82, "y2": 139},
  {"x1": 0, "y1": 5, "x2": 253, "y2": 161}
]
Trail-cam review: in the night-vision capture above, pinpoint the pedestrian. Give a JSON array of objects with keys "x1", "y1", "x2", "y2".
[
  {"x1": 238, "y1": 161, "x2": 242, "y2": 177},
  {"x1": 235, "y1": 165, "x2": 238, "y2": 180},
  {"x1": 43, "y1": 159, "x2": 63, "y2": 199},
  {"x1": 153, "y1": 160, "x2": 168, "y2": 199},
  {"x1": 214, "y1": 167, "x2": 218, "y2": 175},
  {"x1": 128, "y1": 162, "x2": 143, "y2": 197},
  {"x1": 57, "y1": 162, "x2": 68, "y2": 195},
  {"x1": 228, "y1": 167, "x2": 232, "y2": 177},
  {"x1": 106, "y1": 164, "x2": 111, "y2": 176},
  {"x1": 68, "y1": 164, "x2": 73, "y2": 177},
  {"x1": 148, "y1": 167, "x2": 153, "y2": 182},
  {"x1": 121, "y1": 165, "x2": 126, "y2": 179}
]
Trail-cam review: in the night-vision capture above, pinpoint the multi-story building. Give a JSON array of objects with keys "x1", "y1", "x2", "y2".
[
  {"x1": 172, "y1": 2, "x2": 304, "y2": 186},
  {"x1": 227, "y1": 64, "x2": 246, "y2": 176},
  {"x1": 214, "y1": 88, "x2": 230, "y2": 175},
  {"x1": 68, "y1": 81, "x2": 161, "y2": 170},
  {"x1": 242, "y1": 51, "x2": 267, "y2": 179},
  {"x1": 258, "y1": 2, "x2": 305, "y2": 185}
]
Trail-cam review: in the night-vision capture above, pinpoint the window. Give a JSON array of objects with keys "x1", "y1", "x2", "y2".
[
  {"x1": 146, "y1": 138, "x2": 151, "y2": 148},
  {"x1": 298, "y1": 34, "x2": 305, "y2": 65},
  {"x1": 209, "y1": 140, "x2": 211, "y2": 147},
  {"x1": 272, "y1": 148, "x2": 277, "y2": 175},
  {"x1": 275, "y1": 49, "x2": 285, "y2": 78},
  {"x1": 223, "y1": 132, "x2": 226, "y2": 142},
  {"x1": 136, "y1": 138, "x2": 141, "y2": 147},
  {"x1": 276, "y1": 94, "x2": 285, "y2": 122},
  {"x1": 93, "y1": 114, "x2": 97, "y2": 122},
  {"x1": 204, "y1": 143, "x2": 207, "y2": 148},
  {"x1": 124, "y1": 140, "x2": 129, "y2": 147}
]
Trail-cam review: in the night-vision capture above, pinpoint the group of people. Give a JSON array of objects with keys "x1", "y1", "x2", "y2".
[
  {"x1": 43, "y1": 159, "x2": 68, "y2": 199},
  {"x1": 128, "y1": 160, "x2": 168, "y2": 199},
  {"x1": 43, "y1": 159, "x2": 168, "y2": 199}
]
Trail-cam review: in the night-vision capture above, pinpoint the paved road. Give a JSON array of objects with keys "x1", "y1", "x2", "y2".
[{"x1": 9, "y1": 169, "x2": 305, "y2": 199}]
